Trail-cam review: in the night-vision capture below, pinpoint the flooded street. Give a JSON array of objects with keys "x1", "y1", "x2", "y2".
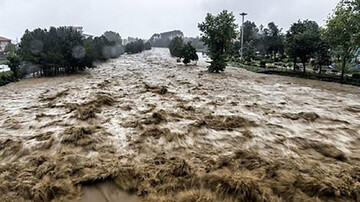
[{"x1": 1, "y1": 48, "x2": 360, "y2": 201}]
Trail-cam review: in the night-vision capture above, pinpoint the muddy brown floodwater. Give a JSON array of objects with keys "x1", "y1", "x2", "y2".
[{"x1": 0, "y1": 48, "x2": 360, "y2": 202}]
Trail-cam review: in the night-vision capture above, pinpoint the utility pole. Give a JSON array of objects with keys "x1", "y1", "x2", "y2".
[{"x1": 240, "y1": 12, "x2": 248, "y2": 60}]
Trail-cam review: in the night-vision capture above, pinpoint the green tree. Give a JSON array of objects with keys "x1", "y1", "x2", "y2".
[
  {"x1": 19, "y1": 27, "x2": 99, "y2": 76},
  {"x1": 181, "y1": 42, "x2": 198, "y2": 65},
  {"x1": 169, "y1": 36, "x2": 184, "y2": 58},
  {"x1": 243, "y1": 40, "x2": 257, "y2": 61},
  {"x1": 286, "y1": 20, "x2": 320, "y2": 73},
  {"x1": 6, "y1": 52, "x2": 21, "y2": 79},
  {"x1": 314, "y1": 29, "x2": 332, "y2": 74},
  {"x1": 198, "y1": 10, "x2": 238, "y2": 72},
  {"x1": 242, "y1": 21, "x2": 258, "y2": 43},
  {"x1": 325, "y1": 0, "x2": 359, "y2": 79},
  {"x1": 93, "y1": 35, "x2": 111, "y2": 60},
  {"x1": 83, "y1": 37, "x2": 97, "y2": 68},
  {"x1": 315, "y1": 41, "x2": 332, "y2": 74},
  {"x1": 264, "y1": 22, "x2": 285, "y2": 61},
  {"x1": 103, "y1": 31, "x2": 122, "y2": 45},
  {"x1": 125, "y1": 39, "x2": 144, "y2": 54},
  {"x1": 236, "y1": 21, "x2": 258, "y2": 61},
  {"x1": 103, "y1": 31, "x2": 124, "y2": 58}
]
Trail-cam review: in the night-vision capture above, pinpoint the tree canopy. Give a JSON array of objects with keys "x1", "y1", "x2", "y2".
[
  {"x1": 181, "y1": 42, "x2": 198, "y2": 65},
  {"x1": 19, "y1": 27, "x2": 124, "y2": 76},
  {"x1": 286, "y1": 20, "x2": 320, "y2": 72},
  {"x1": 169, "y1": 36, "x2": 184, "y2": 58},
  {"x1": 198, "y1": 10, "x2": 238, "y2": 73},
  {"x1": 325, "y1": 0, "x2": 360, "y2": 79},
  {"x1": 125, "y1": 39, "x2": 145, "y2": 54}
]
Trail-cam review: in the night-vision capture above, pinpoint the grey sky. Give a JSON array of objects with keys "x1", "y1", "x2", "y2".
[{"x1": 0, "y1": 0, "x2": 339, "y2": 41}]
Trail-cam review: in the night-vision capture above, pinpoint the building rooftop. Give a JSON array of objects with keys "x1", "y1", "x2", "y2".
[{"x1": 0, "y1": 36, "x2": 11, "y2": 42}]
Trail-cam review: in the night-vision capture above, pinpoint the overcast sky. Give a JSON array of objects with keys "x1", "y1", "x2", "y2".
[{"x1": 0, "y1": 0, "x2": 339, "y2": 41}]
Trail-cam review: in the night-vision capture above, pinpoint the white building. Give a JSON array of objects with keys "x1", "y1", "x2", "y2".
[{"x1": 0, "y1": 36, "x2": 11, "y2": 52}]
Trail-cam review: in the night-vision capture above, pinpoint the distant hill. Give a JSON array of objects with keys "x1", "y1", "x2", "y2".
[{"x1": 149, "y1": 30, "x2": 184, "y2": 47}]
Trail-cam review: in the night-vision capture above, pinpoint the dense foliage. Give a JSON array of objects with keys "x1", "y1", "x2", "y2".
[
  {"x1": 325, "y1": 0, "x2": 360, "y2": 79},
  {"x1": 260, "y1": 22, "x2": 285, "y2": 60},
  {"x1": 181, "y1": 42, "x2": 199, "y2": 65},
  {"x1": 286, "y1": 20, "x2": 320, "y2": 72},
  {"x1": 198, "y1": 10, "x2": 238, "y2": 73},
  {"x1": 6, "y1": 53, "x2": 22, "y2": 79},
  {"x1": 144, "y1": 41, "x2": 152, "y2": 50},
  {"x1": 169, "y1": 36, "x2": 184, "y2": 58},
  {"x1": 125, "y1": 39, "x2": 145, "y2": 54},
  {"x1": 19, "y1": 27, "x2": 124, "y2": 76},
  {"x1": 169, "y1": 38, "x2": 198, "y2": 65}
]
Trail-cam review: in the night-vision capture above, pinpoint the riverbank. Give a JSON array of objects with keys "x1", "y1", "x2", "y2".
[{"x1": 232, "y1": 62, "x2": 360, "y2": 87}]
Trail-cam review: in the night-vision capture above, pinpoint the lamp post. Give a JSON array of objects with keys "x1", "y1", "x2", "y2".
[{"x1": 240, "y1": 12, "x2": 248, "y2": 60}]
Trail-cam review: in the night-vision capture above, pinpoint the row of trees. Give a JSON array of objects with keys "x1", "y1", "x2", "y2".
[
  {"x1": 168, "y1": 37, "x2": 198, "y2": 65},
  {"x1": 231, "y1": 20, "x2": 331, "y2": 74},
  {"x1": 236, "y1": 21, "x2": 285, "y2": 62},
  {"x1": 5, "y1": 28, "x2": 153, "y2": 80},
  {"x1": 16, "y1": 27, "x2": 125, "y2": 76},
  {"x1": 198, "y1": 0, "x2": 360, "y2": 79}
]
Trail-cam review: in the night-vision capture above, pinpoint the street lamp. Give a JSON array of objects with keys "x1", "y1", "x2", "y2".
[{"x1": 240, "y1": 12, "x2": 248, "y2": 60}]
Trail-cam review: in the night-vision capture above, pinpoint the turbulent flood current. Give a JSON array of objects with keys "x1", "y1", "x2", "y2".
[{"x1": 0, "y1": 48, "x2": 360, "y2": 201}]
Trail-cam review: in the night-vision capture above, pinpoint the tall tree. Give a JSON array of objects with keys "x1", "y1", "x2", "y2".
[
  {"x1": 286, "y1": 20, "x2": 320, "y2": 73},
  {"x1": 314, "y1": 29, "x2": 332, "y2": 74},
  {"x1": 198, "y1": 10, "x2": 238, "y2": 72},
  {"x1": 237, "y1": 21, "x2": 259, "y2": 61},
  {"x1": 326, "y1": 0, "x2": 359, "y2": 79}
]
